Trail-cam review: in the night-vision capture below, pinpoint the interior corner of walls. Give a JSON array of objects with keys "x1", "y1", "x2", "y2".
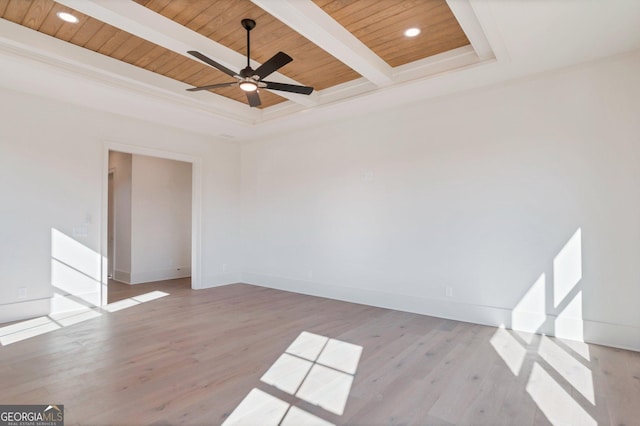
[
  {"x1": 113, "y1": 270, "x2": 132, "y2": 284},
  {"x1": 200, "y1": 272, "x2": 242, "y2": 289},
  {"x1": 0, "y1": 298, "x2": 51, "y2": 324}
]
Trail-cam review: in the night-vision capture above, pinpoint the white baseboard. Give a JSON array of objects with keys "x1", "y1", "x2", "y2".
[
  {"x1": 582, "y1": 321, "x2": 640, "y2": 352},
  {"x1": 242, "y1": 272, "x2": 640, "y2": 352},
  {"x1": 200, "y1": 272, "x2": 242, "y2": 289},
  {"x1": 129, "y1": 267, "x2": 191, "y2": 285},
  {"x1": 113, "y1": 269, "x2": 131, "y2": 284},
  {"x1": 0, "y1": 298, "x2": 50, "y2": 324}
]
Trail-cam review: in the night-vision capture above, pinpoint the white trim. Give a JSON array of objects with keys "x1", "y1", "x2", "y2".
[
  {"x1": 391, "y1": 45, "x2": 484, "y2": 82},
  {"x1": 251, "y1": 0, "x2": 393, "y2": 87},
  {"x1": 190, "y1": 156, "x2": 204, "y2": 290},
  {"x1": 129, "y1": 267, "x2": 192, "y2": 285},
  {"x1": 56, "y1": 0, "x2": 318, "y2": 107},
  {"x1": 107, "y1": 169, "x2": 116, "y2": 280},
  {"x1": 0, "y1": 18, "x2": 255, "y2": 125},
  {"x1": 467, "y1": 0, "x2": 510, "y2": 61},
  {"x1": 264, "y1": 45, "x2": 484, "y2": 114},
  {"x1": 0, "y1": 9, "x2": 498, "y2": 133},
  {"x1": 0, "y1": 299, "x2": 50, "y2": 324},
  {"x1": 242, "y1": 272, "x2": 640, "y2": 352},
  {"x1": 101, "y1": 141, "x2": 203, "y2": 300},
  {"x1": 202, "y1": 272, "x2": 243, "y2": 289},
  {"x1": 446, "y1": 0, "x2": 494, "y2": 60}
]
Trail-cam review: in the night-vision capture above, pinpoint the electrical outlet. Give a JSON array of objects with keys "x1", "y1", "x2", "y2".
[
  {"x1": 307, "y1": 270, "x2": 313, "y2": 279},
  {"x1": 445, "y1": 286, "x2": 453, "y2": 297},
  {"x1": 222, "y1": 264, "x2": 227, "y2": 273},
  {"x1": 17, "y1": 287, "x2": 27, "y2": 299}
]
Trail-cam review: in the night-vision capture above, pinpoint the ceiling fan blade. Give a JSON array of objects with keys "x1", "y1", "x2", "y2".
[
  {"x1": 246, "y1": 90, "x2": 262, "y2": 107},
  {"x1": 186, "y1": 82, "x2": 237, "y2": 92},
  {"x1": 263, "y1": 81, "x2": 314, "y2": 95},
  {"x1": 187, "y1": 51, "x2": 238, "y2": 78},
  {"x1": 254, "y1": 52, "x2": 292, "y2": 79}
]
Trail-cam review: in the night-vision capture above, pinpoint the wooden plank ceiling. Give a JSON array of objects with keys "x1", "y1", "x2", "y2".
[
  {"x1": 312, "y1": 0, "x2": 470, "y2": 67},
  {"x1": 0, "y1": 0, "x2": 470, "y2": 109}
]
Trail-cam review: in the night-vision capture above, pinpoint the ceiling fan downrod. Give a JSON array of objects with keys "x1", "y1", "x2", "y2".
[{"x1": 241, "y1": 19, "x2": 256, "y2": 72}]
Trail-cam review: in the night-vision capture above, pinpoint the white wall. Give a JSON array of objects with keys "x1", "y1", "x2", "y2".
[
  {"x1": 0, "y1": 88, "x2": 242, "y2": 322},
  {"x1": 241, "y1": 51, "x2": 640, "y2": 350},
  {"x1": 130, "y1": 154, "x2": 192, "y2": 283},
  {"x1": 1, "y1": 49, "x2": 638, "y2": 350},
  {"x1": 109, "y1": 151, "x2": 132, "y2": 282}
]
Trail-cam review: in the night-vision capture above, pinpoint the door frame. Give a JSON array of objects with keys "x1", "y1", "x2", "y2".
[
  {"x1": 101, "y1": 141, "x2": 203, "y2": 305},
  {"x1": 107, "y1": 168, "x2": 115, "y2": 279}
]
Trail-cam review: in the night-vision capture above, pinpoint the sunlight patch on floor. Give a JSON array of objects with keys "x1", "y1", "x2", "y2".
[
  {"x1": 526, "y1": 362, "x2": 596, "y2": 426},
  {"x1": 560, "y1": 338, "x2": 590, "y2": 362},
  {"x1": 281, "y1": 406, "x2": 335, "y2": 426},
  {"x1": 50, "y1": 308, "x2": 102, "y2": 327},
  {"x1": 538, "y1": 335, "x2": 594, "y2": 404},
  {"x1": 131, "y1": 290, "x2": 169, "y2": 303},
  {"x1": 286, "y1": 331, "x2": 328, "y2": 360},
  {"x1": 489, "y1": 326, "x2": 526, "y2": 375},
  {"x1": 222, "y1": 388, "x2": 289, "y2": 426},
  {"x1": 296, "y1": 363, "x2": 354, "y2": 415},
  {"x1": 225, "y1": 331, "x2": 363, "y2": 425},
  {"x1": 0, "y1": 290, "x2": 169, "y2": 346},
  {"x1": 261, "y1": 353, "x2": 313, "y2": 394},
  {"x1": 0, "y1": 317, "x2": 61, "y2": 346},
  {"x1": 102, "y1": 298, "x2": 141, "y2": 312}
]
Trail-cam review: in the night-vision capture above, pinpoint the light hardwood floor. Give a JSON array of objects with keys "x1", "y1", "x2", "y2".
[
  {"x1": 107, "y1": 277, "x2": 191, "y2": 303},
  {"x1": 1, "y1": 282, "x2": 639, "y2": 425}
]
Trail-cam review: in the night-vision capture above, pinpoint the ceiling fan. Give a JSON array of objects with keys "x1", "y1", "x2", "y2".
[{"x1": 186, "y1": 18, "x2": 314, "y2": 107}]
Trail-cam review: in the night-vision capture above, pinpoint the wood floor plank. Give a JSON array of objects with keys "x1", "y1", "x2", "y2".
[{"x1": 0, "y1": 282, "x2": 638, "y2": 425}]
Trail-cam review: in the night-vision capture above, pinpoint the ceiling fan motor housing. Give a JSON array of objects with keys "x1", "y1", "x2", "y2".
[{"x1": 240, "y1": 66, "x2": 256, "y2": 78}]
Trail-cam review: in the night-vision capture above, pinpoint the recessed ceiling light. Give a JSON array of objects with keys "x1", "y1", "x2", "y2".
[
  {"x1": 404, "y1": 27, "x2": 421, "y2": 37},
  {"x1": 57, "y1": 11, "x2": 79, "y2": 24}
]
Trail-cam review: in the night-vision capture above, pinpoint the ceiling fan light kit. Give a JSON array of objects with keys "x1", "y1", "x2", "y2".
[
  {"x1": 239, "y1": 81, "x2": 258, "y2": 92},
  {"x1": 186, "y1": 18, "x2": 314, "y2": 107}
]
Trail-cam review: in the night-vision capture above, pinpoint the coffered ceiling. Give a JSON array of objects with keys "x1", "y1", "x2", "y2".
[
  {"x1": 0, "y1": 0, "x2": 489, "y2": 118},
  {"x1": 1, "y1": 0, "x2": 639, "y2": 139}
]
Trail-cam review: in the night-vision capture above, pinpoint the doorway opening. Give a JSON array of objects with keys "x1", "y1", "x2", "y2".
[{"x1": 102, "y1": 144, "x2": 202, "y2": 305}]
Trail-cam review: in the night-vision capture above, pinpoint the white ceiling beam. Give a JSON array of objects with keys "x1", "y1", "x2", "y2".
[
  {"x1": 446, "y1": 0, "x2": 494, "y2": 60},
  {"x1": 54, "y1": 0, "x2": 318, "y2": 107},
  {"x1": 251, "y1": 0, "x2": 394, "y2": 87},
  {"x1": 0, "y1": 18, "x2": 258, "y2": 125}
]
